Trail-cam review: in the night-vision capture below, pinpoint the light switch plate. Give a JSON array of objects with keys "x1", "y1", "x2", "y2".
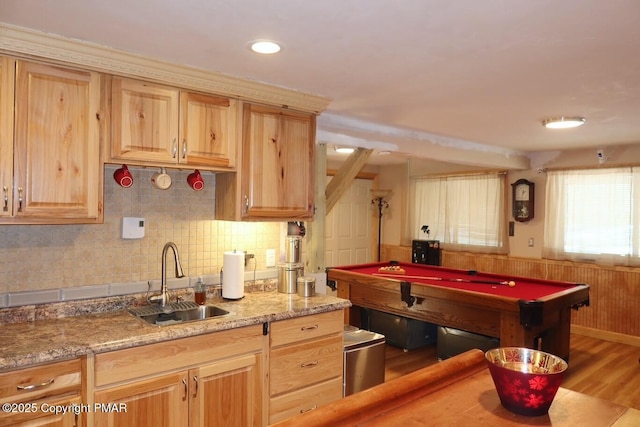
[{"x1": 122, "y1": 217, "x2": 145, "y2": 239}]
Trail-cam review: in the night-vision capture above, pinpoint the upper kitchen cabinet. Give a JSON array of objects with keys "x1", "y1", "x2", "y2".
[
  {"x1": 0, "y1": 58, "x2": 103, "y2": 224},
  {"x1": 216, "y1": 103, "x2": 316, "y2": 221},
  {"x1": 109, "y1": 77, "x2": 238, "y2": 170},
  {"x1": 0, "y1": 57, "x2": 14, "y2": 220}
]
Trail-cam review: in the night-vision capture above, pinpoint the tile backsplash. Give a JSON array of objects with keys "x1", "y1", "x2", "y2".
[{"x1": 0, "y1": 165, "x2": 284, "y2": 305}]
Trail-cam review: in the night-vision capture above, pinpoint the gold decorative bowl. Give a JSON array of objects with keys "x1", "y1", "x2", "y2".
[{"x1": 485, "y1": 347, "x2": 568, "y2": 416}]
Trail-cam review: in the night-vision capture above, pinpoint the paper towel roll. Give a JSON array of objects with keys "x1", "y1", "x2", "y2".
[{"x1": 223, "y1": 251, "x2": 245, "y2": 299}]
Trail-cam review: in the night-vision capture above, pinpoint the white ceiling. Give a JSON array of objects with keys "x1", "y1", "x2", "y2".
[{"x1": 2, "y1": 0, "x2": 639, "y2": 169}]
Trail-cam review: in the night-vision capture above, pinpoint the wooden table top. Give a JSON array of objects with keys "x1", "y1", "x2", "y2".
[{"x1": 271, "y1": 349, "x2": 639, "y2": 427}]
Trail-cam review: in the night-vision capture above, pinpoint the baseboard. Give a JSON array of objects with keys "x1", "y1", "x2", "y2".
[{"x1": 571, "y1": 325, "x2": 640, "y2": 347}]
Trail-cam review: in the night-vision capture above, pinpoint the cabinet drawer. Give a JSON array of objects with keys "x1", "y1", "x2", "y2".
[
  {"x1": 269, "y1": 376, "x2": 343, "y2": 424},
  {"x1": 270, "y1": 310, "x2": 343, "y2": 347},
  {"x1": 270, "y1": 334, "x2": 342, "y2": 396},
  {"x1": 94, "y1": 324, "x2": 263, "y2": 386},
  {"x1": 0, "y1": 358, "x2": 81, "y2": 403}
]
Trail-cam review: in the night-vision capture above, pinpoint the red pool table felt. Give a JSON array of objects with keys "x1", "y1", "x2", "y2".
[{"x1": 335, "y1": 262, "x2": 581, "y2": 301}]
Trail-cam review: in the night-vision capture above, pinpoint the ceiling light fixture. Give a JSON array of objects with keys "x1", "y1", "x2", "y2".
[
  {"x1": 542, "y1": 116, "x2": 586, "y2": 129},
  {"x1": 334, "y1": 146, "x2": 355, "y2": 154},
  {"x1": 250, "y1": 40, "x2": 281, "y2": 54}
]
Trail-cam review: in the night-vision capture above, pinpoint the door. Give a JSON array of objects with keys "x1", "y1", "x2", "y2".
[
  {"x1": 13, "y1": 60, "x2": 101, "y2": 221},
  {"x1": 110, "y1": 77, "x2": 179, "y2": 163},
  {"x1": 94, "y1": 372, "x2": 188, "y2": 427},
  {"x1": 180, "y1": 91, "x2": 237, "y2": 168},
  {"x1": 325, "y1": 177, "x2": 373, "y2": 284},
  {"x1": 190, "y1": 353, "x2": 263, "y2": 427},
  {"x1": 241, "y1": 103, "x2": 315, "y2": 219},
  {"x1": 0, "y1": 56, "x2": 14, "y2": 218}
]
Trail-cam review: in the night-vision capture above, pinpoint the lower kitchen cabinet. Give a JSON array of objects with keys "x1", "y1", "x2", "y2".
[
  {"x1": 0, "y1": 358, "x2": 82, "y2": 427},
  {"x1": 189, "y1": 353, "x2": 262, "y2": 426},
  {"x1": 94, "y1": 354, "x2": 261, "y2": 427},
  {"x1": 94, "y1": 372, "x2": 187, "y2": 427},
  {"x1": 268, "y1": 310, "x2": 344, "y2": 424},
  {"x1": 92, "y1": 325, "x2": 265, "y2": 427}
]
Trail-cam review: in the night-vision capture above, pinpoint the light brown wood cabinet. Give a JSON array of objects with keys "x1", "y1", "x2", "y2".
[
  {"x1": 0, "y1": 57, "x2": 103, "y2": 224},
  {"x1": 0, "y1": 57, "x2": 14, "y2": 222},
  {"x1": 216, "y1": 103, "x2": 316, "y2": 221},
  {"x1": 0, "y1": 358, "x2": 83, "y2": 426},
  {"x1": 92, "y1": 325, "x2": 264, "y2": 427},
  {"x1": 109, "y1": 77, "x2": 238, "y2": 170},
  {"x1": 268, "y1": 310, "x2": 344, "y2": 424}
]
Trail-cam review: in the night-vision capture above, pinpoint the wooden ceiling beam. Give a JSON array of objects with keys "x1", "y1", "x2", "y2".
[{"x1": 325, "y1": 148, "x2": 373, "y2": 213}]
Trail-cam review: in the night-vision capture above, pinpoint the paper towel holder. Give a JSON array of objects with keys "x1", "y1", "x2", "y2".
[{"x1": 222, "y1": 250, "x2": 245, "y2": 300}]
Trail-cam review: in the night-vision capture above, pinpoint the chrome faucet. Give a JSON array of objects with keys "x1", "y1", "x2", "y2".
[{"x1": 148, "y1": 242, "x2": 185, "y2": 307}]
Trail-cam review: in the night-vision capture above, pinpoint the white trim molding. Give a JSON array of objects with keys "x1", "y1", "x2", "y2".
[{"x1": 0, "y1": 23, "x2": 331, "y2": 114}]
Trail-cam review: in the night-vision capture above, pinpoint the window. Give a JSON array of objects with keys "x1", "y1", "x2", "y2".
[
  {"x1": 543, "y1": 167, "x2": 640, "y2": 266},
  {"x1": 408, "y1": 173, "x2": 507, "y2": 254}
]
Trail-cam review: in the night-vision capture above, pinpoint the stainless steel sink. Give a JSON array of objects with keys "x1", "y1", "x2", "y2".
[{"x1": 129, "y1": 302, "x2": 231, "y2": 326}]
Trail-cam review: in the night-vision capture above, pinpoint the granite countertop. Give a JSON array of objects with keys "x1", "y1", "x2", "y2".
[{"x1": 0, "y1": 291, "x2": 351, "y2": 370}]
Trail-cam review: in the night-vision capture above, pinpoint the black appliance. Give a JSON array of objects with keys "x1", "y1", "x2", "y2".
[{"x1": 412, "y1": 239, "x2": 441, "y2": 266}]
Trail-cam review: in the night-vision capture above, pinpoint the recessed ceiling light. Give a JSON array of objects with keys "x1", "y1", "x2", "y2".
[
  {"x1": 334, "y1": 146, "x2": 355, "y2": 154},
  {"x1": 250, "y1": 40, "x2": 281, "y2": 54},
  {"x1": 377, "y1": 151, "x2": 391, "y2": 156},
  {"x1": 542, "y1": 116, "x2": 586, "y2": 129}
]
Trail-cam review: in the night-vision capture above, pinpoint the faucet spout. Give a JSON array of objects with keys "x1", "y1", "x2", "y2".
[{"x1": 149, "y1": 242, "x2": 185, "y2": 307}]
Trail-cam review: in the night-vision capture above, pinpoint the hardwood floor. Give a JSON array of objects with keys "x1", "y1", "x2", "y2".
[{"x1": 383, "y1": 333, "x2": 640, "y2": 410}]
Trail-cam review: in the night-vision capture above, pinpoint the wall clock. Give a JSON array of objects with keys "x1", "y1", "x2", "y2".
[{"x1": 511, "y1": 179, "x2": 534, "y2": 222}]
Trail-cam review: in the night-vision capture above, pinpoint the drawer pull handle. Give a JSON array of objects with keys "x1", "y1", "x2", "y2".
[
  {"x1": 300, "y1": 405, "x2": 317, "y2": 414},
  {"x1": 193, "y1": 375, "x2": 198, "y2": 397},
  {"x1": 17, "y1": 378, "x2": 54, "y2": 391},
  {"x1": 301, "y1": 360, "x2": 318, "y2": 368},
  {"x1": 301, "y1": 324, "x2": 319, "y2": 331},
  {"x1": 17, "y1": 187, "x2": 23, "y2": 212}
]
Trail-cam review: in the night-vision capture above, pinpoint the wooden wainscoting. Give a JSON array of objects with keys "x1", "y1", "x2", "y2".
[{"x1": 381, "y1": 244, "x2": 640, "y2": 340}]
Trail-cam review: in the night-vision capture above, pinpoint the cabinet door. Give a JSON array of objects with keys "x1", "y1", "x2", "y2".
[
  {"x1": 0, "y1": 56, "x2": 14, "y2": 218},
  {"x1": 94, "y1": 372, "x2": 188, "y2": 427},
  {"x1": 110, "y1": 77, "x2": 179, "y2": 163},
  {"x1": 180, "y1": 91, "x2": 237, "y2": 168},
  {"x1": 12, "y1": 61, "x2": 102, "y2": 222},
  {"x1": 190, "y1": 353, "x2": 263, "y2": 427},
  {"x1": 241, "y1": 103, "x2": 315, "y2": 220}
]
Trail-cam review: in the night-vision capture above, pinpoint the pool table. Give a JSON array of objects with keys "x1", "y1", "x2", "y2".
[{"x1": 327, "y1": 262, "x2": 590, "y2": 361}]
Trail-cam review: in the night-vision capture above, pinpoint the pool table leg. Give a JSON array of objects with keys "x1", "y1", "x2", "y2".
[
  {"x1": 337, "y1": 281, "x2": 353, "y2": 325},
  {"x1": 500, "y1": 313, "x2": 536, "y2": 351},
  {"x1": 539, "y1": 306, "x2": 572, "y2": 361},
  {"x1": 500, "y1": 309, "x2": 571, "y2": 361}
]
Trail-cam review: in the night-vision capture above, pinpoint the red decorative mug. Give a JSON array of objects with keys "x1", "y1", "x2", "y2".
[
  {"x1": 113, "y1": 165, "x2": 133, "y2": 188},
  {"x1": 187, "y1": 169, "x2": 204, "y2": 191}
]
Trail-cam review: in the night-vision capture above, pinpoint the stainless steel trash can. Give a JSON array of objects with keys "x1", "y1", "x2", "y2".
[{"x1": 343, "y1": 326, "x2": 386, "y2": 396}]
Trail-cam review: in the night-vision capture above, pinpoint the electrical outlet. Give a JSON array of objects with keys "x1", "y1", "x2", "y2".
[
  {"x1": 528, "y1": 238, "x2": 534, "y2": 247},
  {"x1": 266, "y1": 249, "x2": 276, "y2": 267}
]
